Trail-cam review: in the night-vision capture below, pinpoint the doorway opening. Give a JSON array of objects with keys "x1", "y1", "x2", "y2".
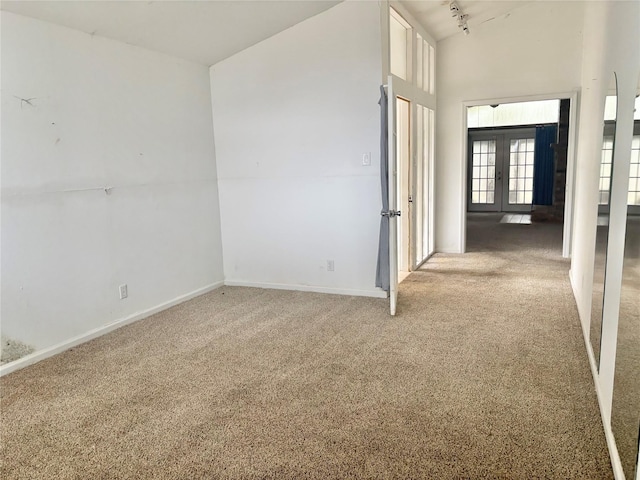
[
  {"x1": 465, "y1": 98, "x2": 572, "y2": 253},
  {"x1": 397, "y1": 97, "x2": 411, "y2": 282},
  {"x1": 394, "y1": 95, "x2": 435, "y2": 285}
]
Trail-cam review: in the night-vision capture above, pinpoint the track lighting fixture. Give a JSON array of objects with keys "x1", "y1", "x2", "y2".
[{"x1": 449, "y1": 1, "x2": 470, "y2": 35}]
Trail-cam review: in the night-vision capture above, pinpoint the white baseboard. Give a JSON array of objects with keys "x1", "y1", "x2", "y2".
[
  {"x1": 0, "y1": 281, "x2": 224, "y2": 378},
  {"x1": 570, "y1": 270, "x2": 625, "y2": 479},
  {"x1": 223, "y1": 280, "x2": 388, "y2": 299},
  {"x1": 569, "y1": 268, "x2": 590, "y2": 341},
  {"x1": 583, "y1": 324, "x2": 626, "y2": 480}
]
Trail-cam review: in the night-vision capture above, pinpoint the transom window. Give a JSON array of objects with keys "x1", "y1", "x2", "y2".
[
  {"x1": 390, "y1": 9, "x2": 411, "y2": 81},
  {"x1": 389, "y1": 7, "x2": 434, "y2": 94}
]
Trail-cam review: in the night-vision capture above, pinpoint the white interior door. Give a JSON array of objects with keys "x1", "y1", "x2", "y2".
[{"x1": 388, "y1": 78, "x2": 399, "y2": 316}]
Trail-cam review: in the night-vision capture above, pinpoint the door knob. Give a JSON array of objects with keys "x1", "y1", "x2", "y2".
[{"x1": 381, "y1": 210, "x2": 401, "y2": 217}]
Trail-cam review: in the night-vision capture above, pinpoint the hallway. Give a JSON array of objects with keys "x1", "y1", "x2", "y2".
[{"x1": 397, "y1": 213, "x2": 612, "y2": 476}]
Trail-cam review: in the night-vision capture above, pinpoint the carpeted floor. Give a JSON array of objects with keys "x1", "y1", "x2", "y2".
[{"x1": 0, "y1": 214, "x2": 613, "y2": 479}]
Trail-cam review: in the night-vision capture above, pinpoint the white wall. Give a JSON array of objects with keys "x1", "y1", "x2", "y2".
[
  {"x1": 435, "y1": 1, "x2": 584, "y2": 253},
  {"x1": 571, "y1": 2, "x2": 640, "y2": 346},
  {"x1": 1, "y1": 12, "x2": 224, "y2": 351},
  {"x1": 569, "y1": 3, "x2": 640, "y2": 478},
  {"x1": 210, "y1": 1, "x2": 385, "y2": 297},
  {"x1": 569, "y1": 2, "x2": 612, "y2": 337}
]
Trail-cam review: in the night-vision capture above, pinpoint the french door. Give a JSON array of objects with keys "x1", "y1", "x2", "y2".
[{"x1": 468, "y1": 128, "x2": 536, "y2": 212}]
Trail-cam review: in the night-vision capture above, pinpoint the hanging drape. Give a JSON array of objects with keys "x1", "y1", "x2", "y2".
[
  {"x1": 532, "y1": 124, "x2": 558, "y2": 206},
  {"x1": 375, "y1": 85, "x2": 390, "y2": 292}
]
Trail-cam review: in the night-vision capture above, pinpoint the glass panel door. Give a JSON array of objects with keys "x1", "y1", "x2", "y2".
[
  {"x1": 503, "y1": 132, "x2": 535, "y2": 212},
  {"x1": 468, "y1": 135, "x2": 500, "y2": 212},
  {"x1": 468, "y1": 129, "x2": 535, "y2": 213}
]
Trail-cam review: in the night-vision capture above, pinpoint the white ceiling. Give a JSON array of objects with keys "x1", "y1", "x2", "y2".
[
  {"x1": 1, "y1": 0, "x2": 534, "y2": 66},
  {"x1": 401, "y1": 0, "x2": 533, "y2": 41},
  {"x1": 0, "y1": 0, "x2": 340, "y2": 66}
]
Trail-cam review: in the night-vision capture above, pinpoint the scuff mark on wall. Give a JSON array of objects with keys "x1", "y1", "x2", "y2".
[{"x1": 13, "y1": 96, "x2": 37, "y2": 109}]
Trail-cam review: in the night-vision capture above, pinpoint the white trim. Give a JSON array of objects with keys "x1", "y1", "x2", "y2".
[
  {"x1": 388, "y1": 75, "x2": 399, "y2": 315},
  {"x1": 389, "y1": 5, "x2": 411, "y2": 30},
  {"x1": 223, "y1": 280, "x2": 388, "y2": 299},
  {"x1": 598, "y1": 73, "x2": 636, "y2": 427},
  {"x1": 463, "y1": 92, "x2": 577, "y2": 108},
  {"x1": 572, "y1": 268, "x2": 625, "y2": 479},
  {"x1": 379, "y1": 0, "x2": 390, "y2": 85},
  {"x1": 461, "y1": 91, "x2": 580, "y2": 256},
  {"x1": 564, "y1": 91, "x2": 580, "y2": 258},
  {"x1": 0, "y1": 281, "x2": 224, "y2": 377},
  {"x1": 428, "y1": 107, "x2": 436, "y2": 256},
  {"x1": 460, "y1": 101, "x2": 469, "y2": 253},
  {"x1": 570, "y1": 268, "x2": 590, "y2": 341},
  {"x1": 581, "y1": 300, "x2": 625, "y2": 480}
]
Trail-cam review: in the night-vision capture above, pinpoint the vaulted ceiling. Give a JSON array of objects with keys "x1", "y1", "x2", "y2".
[
  {"x1": 1, "y1": 0, "x2": 534, "y2": 66},
  {"x1": 0, "y1": 0, "x2": 340, "y2": 66}
]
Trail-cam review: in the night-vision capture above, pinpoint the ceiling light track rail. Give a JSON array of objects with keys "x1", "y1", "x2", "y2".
[{"x1": 449, "y1": 1, "x2": 470, "y2": 35}]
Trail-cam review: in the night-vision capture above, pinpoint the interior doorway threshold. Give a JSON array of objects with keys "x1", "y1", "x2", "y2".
[{"x1": 398, "y1": 270, "x2": 411, "y2": 283}]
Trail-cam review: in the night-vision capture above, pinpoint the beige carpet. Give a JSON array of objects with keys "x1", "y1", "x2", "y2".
[{"x1": 0, "y1": 215, "x2": 612, "y2": 479}]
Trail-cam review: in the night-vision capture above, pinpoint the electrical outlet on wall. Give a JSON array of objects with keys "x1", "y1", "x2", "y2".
[
  {"x1": 119, "y1": 284, "x2": 128, "y2": 299},
  {"x1": 362, "y1": 152, "x2": 371, "y2": 166},
  {"x1": 327, "y1": 260, "x2": 335, "y2": 272}
]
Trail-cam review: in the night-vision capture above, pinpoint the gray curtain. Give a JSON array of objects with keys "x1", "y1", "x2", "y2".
[{"x1": 375, "y1": 85, "x2": 390, "y2": 292}]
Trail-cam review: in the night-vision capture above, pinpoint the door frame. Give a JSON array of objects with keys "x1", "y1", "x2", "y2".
[
  {"x1": 412, "y1": 104, "x2": 435, "y2": 271},
  {"x1": 396, "y1": 96, "x2": 412, "y2": 277},
  {"x1": 388, "y1": 77, "x2": 399, "y2": 316},
  {"x1": 461, "y1": 92, "x2": 579, "y2": 258}
]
